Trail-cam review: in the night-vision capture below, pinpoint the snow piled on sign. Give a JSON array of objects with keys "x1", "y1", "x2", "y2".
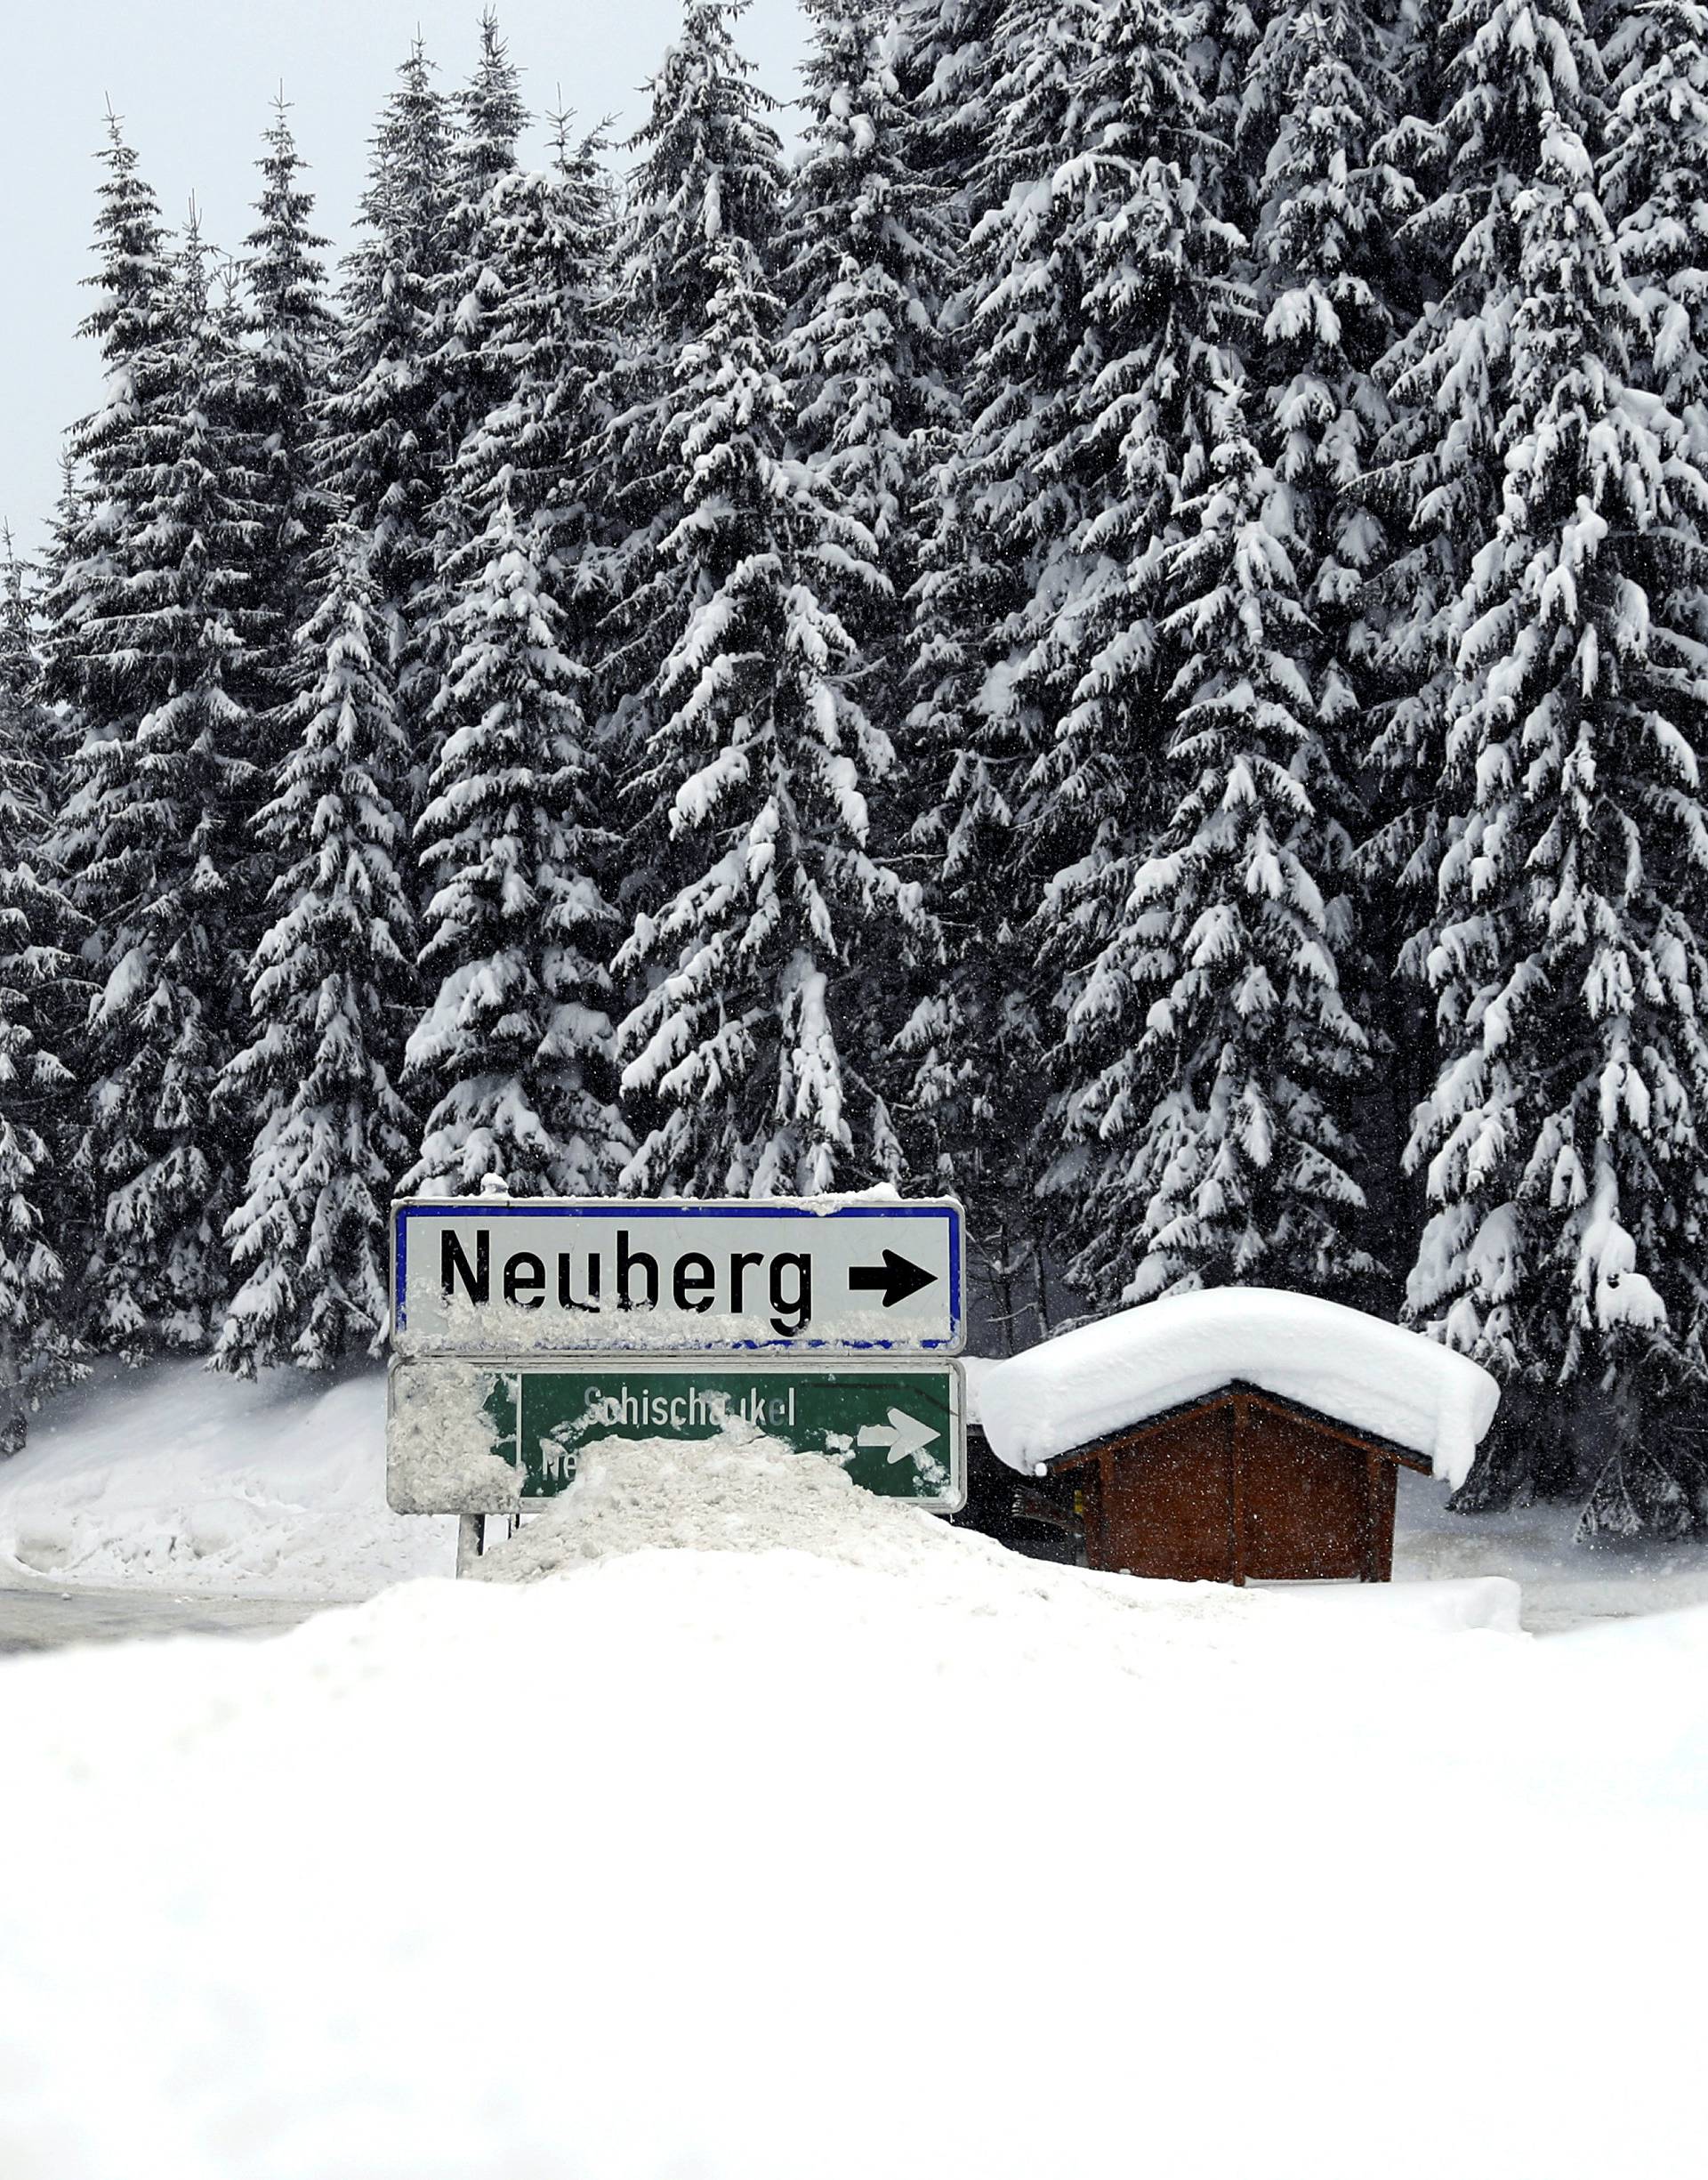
[
  {"x1": 472, "y1": 1415, "x2": 963, "y2": 1579},
  {"x1": 0, "y1": 1458, "x2": 1701, "y2": 2179},
  {"x1": 979, "y1": 1288, "x2": 1501, "y2": 1486},
  {"x1": 387, "y1": 1360, "x2": 521, "y2": 1517}
]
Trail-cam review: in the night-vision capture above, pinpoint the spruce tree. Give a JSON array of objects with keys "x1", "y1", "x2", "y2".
[
  {"x1": 324, "y1": 39, "x2": 455, "y2": 808},
  {"x1": 927, "y1": 0, "x2": 1241, "y2": 1320},
  {"x1": 214, "y1": 526, "x2": 418, "y2": 1372},
  {"x1": 898, "y1": 0, "x2": 1107, "y2": 1324},
  {"x1": 421, "y1": 6, "x2": 532, "y2": 715},
  {"x1": 1185, "y1": 0, "x2": 1266, "y2": 238},
  {"x1": 401, "y1": 115, "x2": 624, "y2": 1204},
  {"x1": 240, "y1": 95, "x2": 337, "y2": 703},
  {"x1": 1055, "y1": 382, "x2": 1376, "y2": 1304},
  {"x1": 785, "y1": 4, "x2": 962, "y2": 1211},
  {"x1": 0, "y1": 537, "x2": 83, "y2": 1446},
  {"x1": 405, "y1": 497, "x2": 626, "y2": 1197},
  {"x1": 435, "y1": 5, "x2": 529, "y2": 457},
  {"x1": 610, "y1": 2, "x2": 919, "y2": 1195},
  {"x1": 1246, "y1": 0, "x2": 1408, "y2": 682},
  {"x1": 1400, "y1": 4, "x2": 1708, "y2": 1533},
  {"x1": 1244, "y1": 0, "x2": 1414, "y2": 1275},
  {"x1": 1601, "y1": 0, "x2": 1708, "y2": 419},
  {"x1": 1013, "y1": 0, "x2": 1245, "y2": 939},
  {"x1": 453, "y1": 115, "x2": 616, "y2": 546},
  {"x1": 784, "y1": 0, "x2": 959, "y2": 760},
  {"x1": 45, "y1": 125, "x2": 262, "y2": 1348},
  {"x1": 898, "y1": 0, "x2": 1009, "y2": 217},
  {"x1": 1363, "y1": 0, "x2": 1562, "y2": 985},
  {"x1": 40, "y1": 115, "x2": 176, "y2": 747},
  {"x1": 599, "y1": 0, "x2": 793, "y2": 739}
]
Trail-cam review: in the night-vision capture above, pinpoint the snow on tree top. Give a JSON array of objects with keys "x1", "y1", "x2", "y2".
[{"x1": 979, "y1": 1290, "x2": 1500, "y2": 1489}]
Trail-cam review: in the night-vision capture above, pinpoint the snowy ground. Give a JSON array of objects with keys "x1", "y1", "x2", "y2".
[
  {"x1": 0, "y1": 1584, "x2": 314, "y2": 1655},
  {"x1": 0, "y1": 1357, "x2": 454, "y2": 1600},
  {"x1": 1392, "y1": 1468, "x2": 1708, "y2": 1631},
  {"x1": 4, "y1": 1359, "x2": 1708, "y2": 1635},
  {"x1": 0, "y1": 1429, "x2": 1703, "y2": 2179}
]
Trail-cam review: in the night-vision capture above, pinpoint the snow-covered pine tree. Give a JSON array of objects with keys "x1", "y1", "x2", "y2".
[
  {"x1": 452, "y1": 114, "x2": 616, "y2": 545},
  {"x1": 883, "y1": 3, "x2": 1035, "y2": 1325},
  {"x1": 0, "y1": 534, "x2": 83, "y2": 1447},
  {"x1": 420, "y1": 6, "x2": 532, "y2": 717},
  {"x1": 930, "y1": 0, "x2": 1240, "y2": 1319},
  {"x1": 609, "y1": 1, "x2": 920, "y2": 1196},
  {"x1": 1246, "y1": 0, "x2": 1409, "y2": 614},
  {"x1": 214, "y1": 525, "x2": 418, "y2": 1372},
  {"x1": 898, "y1": 0, "x2": 1007, "y2": 199},
  {"x1": 404, "y1": 494, "x2": 626, "y2": 1197},
  {"x1": 323, "y1": 39, "x2": 455, "y2": 808},
  {"x1": 897, "y1": 1, "x2": 1114, "y2": 1327},
  {"x1": 1053, "y1": 380, "x2": 1376, "y2": 1304},
  {"x1": 1241, "y1": 0, "x2": 1414, "y2": 1274},
  {"x1": 784, "y1": 0, "x2": 960, "y2": 761},
  {"x1": 1015, "y1": 0, "x2": 1246, "y2": 924},
  {"x1": 598, "y1": 0, "x2": 794, "y2": 738},
  {"x1": 785, "y1": 4, "x2": 948, "y2": 634},
  {"x1": 434, "y1": 5, "x2": 529, "y2": 460},
  {"x1": 1362, "y1": 0, "x2": 1552, "y2": 1010},
  {"x1": 783, "y1": 4, "x2": 960, "y2": 1200},
  {"x1": 399, "y1": 117, "x2": 625, "y2": 1204},
  {"x1": 1601, "y1": 0, "x2": 1708, "y2": 420},
  {"x1": 1402, "y1": 11, "x2": 1708, "y2": 1533},
  {"x1": 1383, "y1": 0, "x2": 1458, "y2": 245},
  {"x1": 240, "y1": 95, "x2": 337, "y2": 706},
  {"x1": 40, "y1": 115, "x2": 177, "y2": 748},
  {"x1": 617, "y1": 245, "x2": 921, "y2": 1197},
  {"x1": 1185, "y1": 0, "x2": 1266, "y2": 238},
  {"x1": 44, "y1": 144, "x2": 264, "y2": 1348}
]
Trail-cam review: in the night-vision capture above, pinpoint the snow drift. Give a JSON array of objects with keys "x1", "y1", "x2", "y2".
[
  {"x1": 0, "y1": 1421, "x2": 1700, "y2": 2180},
  {"x1": 471, "y1": 1415, "x2": 969, "y2": 1582},
  {"x1": 979, "y1": 1288, "x2": 1501, "y2": 1487},
  {"x1": 0, "y1": 1358, "x2": 451, "y2": 1598}
]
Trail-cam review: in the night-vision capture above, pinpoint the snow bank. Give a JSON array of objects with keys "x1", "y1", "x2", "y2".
[
  {"x1": 3, "y1": 1471, "x2": 1705, "y2": 2180},
  {"x1": 476, "y1": 1420, "x2": 1523, "y2": 1633},
  {"x1": 472, "y1": 1416, "x2": 967, "y2": 1582},
  {"x1": 979, "y1": 1288, "x2": 1500, "y2": 1486},
  {"x1": 0, "y1": 1359, "x2": 452, "y2": 1600}
]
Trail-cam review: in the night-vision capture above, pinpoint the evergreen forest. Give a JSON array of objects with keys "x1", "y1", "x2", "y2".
[{"x1": 5, "y1": 0, "x2": 1708, "y2": 1539}]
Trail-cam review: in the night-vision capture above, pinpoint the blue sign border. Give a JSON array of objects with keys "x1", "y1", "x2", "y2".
[{"x1": 392, "y1": 1200, "x2": 965, "y2": 1353}]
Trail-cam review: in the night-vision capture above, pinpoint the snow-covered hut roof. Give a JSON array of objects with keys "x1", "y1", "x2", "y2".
[{"x1": 978, "y1": 1289, "x2": 1499, "y2": 1490}]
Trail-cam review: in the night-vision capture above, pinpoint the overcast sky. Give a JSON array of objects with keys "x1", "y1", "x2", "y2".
[{"x1": 0, "y1": 0, "x2": 809, "y2": 557}]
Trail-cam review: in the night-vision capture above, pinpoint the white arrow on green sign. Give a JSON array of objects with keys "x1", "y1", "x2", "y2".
[{"x1": 387, "y1": 1359, "x2": 967, "y2": 1514}]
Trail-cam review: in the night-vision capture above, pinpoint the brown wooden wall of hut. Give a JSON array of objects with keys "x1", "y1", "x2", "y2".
[{"x1": 1060, "y1": 1388, "x2": 1420, "y2": 1585}]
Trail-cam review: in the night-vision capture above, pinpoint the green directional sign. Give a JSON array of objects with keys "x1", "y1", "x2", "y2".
[
  {"x1": 512, "y1": 1363, "x2": 963, "y2": 1508},
  {"x1": 389, "y1": 1360, "x2": 967, "y2": 1513}
]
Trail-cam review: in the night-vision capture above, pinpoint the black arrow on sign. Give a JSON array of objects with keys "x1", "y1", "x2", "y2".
[{"x1": 848, "y1": 1251, "x2": 938, "y2": 1309}]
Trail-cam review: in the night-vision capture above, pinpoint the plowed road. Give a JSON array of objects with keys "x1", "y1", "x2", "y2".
[{"x1": 0, "y1": 1582, "x2": 316, "y2": 1653}]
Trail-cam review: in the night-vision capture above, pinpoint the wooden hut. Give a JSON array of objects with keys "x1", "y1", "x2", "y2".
[
  {"x1": 976, "y1": 1290, "x2": 1500, "y2": 1587},
  {"x1": 1037, "y1": 1383, "x2": 1430, "y2": 1584}
]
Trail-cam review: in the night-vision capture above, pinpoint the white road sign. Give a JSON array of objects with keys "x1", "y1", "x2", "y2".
[{"x1": 391, "y1": 1198, "x2": 965, "y2": 1358}]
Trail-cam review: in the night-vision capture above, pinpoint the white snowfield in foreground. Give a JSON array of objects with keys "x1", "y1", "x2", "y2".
[
  {"x1": 1, "y1": 1428, "x2": 1704, "y2": 2180},
  {"x1": 980, "y1": 1287, "x2": 1502, "y2": 1484}
]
